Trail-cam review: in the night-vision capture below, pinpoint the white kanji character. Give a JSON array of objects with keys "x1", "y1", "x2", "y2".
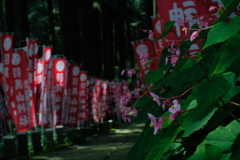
[
  {"x1": 19, "y1": 115, "x2": 28, "y2": 126},
  {"x1": 4, "y1": 54, "x2": 10, "y2": 65},
  {"x1": 17, "y1": 103, "x2": 27, "y2": 113},
  {"x1": 70, "y1": 106, "x2": 77, "y2": 113},
  {"x1": 28, "y1": 59, "x2": 33, "y2": 69},
  {"x1": 28, "y1": 72, "x2": 33, "y2": 83},
  {"x1": 68, "y1": 116, "x2": 76, "y2": 123},
  {"x1": 13, "y1": 67, "x2": 22, "y2": 78},
  {"x1": 183, "y1": 1, "x2": 197, "y2": 27},
  {"x1": 72, "y1": 87, "x2": 78, "y2": 95},
  {"x1": 169, "y1": 3, "x2": 184, "y2": 37},
  {"x1": 72, "y1": 78, "x2": 78, "y2": 86},
  {"x1": 71, "y1": 97, "x2": 78, "y2": 105},
  {"x1": 80, "y1": 90, "x2": 85, "y2": 96},
  {"x1": 56, "y1": 73, "x2": 64, "y2": 82},
  {"x1": 15, "y1": 79, "x2": 23, "y2": 90},
  {"x1": 16, "y1": 92, "x2": 25, "y2": 102},
  {"x1": 80, "y1": 82, "x2": 86, "y2": 89},
  {"x1": 4, "y1": 67, "x2": 9, "y2": 78}
]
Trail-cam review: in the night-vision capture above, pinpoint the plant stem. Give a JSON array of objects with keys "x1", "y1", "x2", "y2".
[{"x1": 220, "y1": 97, "x2": 240, "y2": 124}]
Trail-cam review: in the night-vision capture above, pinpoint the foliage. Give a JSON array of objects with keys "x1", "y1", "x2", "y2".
[{"x1": 122, "y1": 2, "x2": 240, "y2": 160}]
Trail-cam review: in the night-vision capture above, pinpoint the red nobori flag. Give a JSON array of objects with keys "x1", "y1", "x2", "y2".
[
  {"x1": 151, "y1": 17, "x2": 164, "y2": 59},
  {"x1": 10, "y1": 49, "x2": 31, "y2": 132},
  {"x1": 0, "y1": 34, "x2": 14, "y2": 117},
  {"x1": 78, "y1": 71, "x2": 88, "y2": 121},
  {"x1": 26, "y1": 39, "x2": 39, "y2": 111},
  {"x1": 155, "y1": 0, "x2": 220, "y2": 53},
  {"x1": 52, "y1": 58, "x2": 67, "y2": 126},
  {"x1": 91, "y1": 78, "x2": 101, "y2": 122},
  {"x1": 87, "y1": 77, "x2": 95, "y2": 119},
  {"x1": 99, "y1": 81, "x2": 110, "y2": 119},
  {"x1": 131, "y1": 39, "x2": 158, "y2": 79},
  {"x1": 64, "y1": 65, "x2": 80, "y2": 127},
  {"x1": 38, "y1": 47, "x2": 52, "y2": 127}
]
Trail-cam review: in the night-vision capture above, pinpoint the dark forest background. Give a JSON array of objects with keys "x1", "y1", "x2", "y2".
[{"x1": 0, "y1": 0, "x2": 154, "y2": 80}]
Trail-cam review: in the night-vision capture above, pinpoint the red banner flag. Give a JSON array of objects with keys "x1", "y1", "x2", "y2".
[
  {"x1": 78, "y1": 71, "x2": 88, "y2": 121},
  {"x1": 131, "y1": 39, "x2": 158, "y2": 79},
  {"x1": 52, "y1": 58, "x2": 67, "y2": 126},
  {"x1": 38, "y1": 47, "x2": 52, "y2": 127},
  {"x1": 64, "y1": 65, "x2": 80, "y2": 127},
  {"x1": 10, "y1": 49, "x2": 31, "y2": 132}
]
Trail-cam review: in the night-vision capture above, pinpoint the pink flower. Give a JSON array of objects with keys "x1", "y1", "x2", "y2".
[
  {"x1": 162, "y1": 99, "x2": 171, "y2": 111},
  {"x1": 150, "y1": 92, "x2": 161, "y2": 106},
  {"x1": 190, "y1": 30, "x2": 200, "y2": 41},
  {"x1": 171, "y1": 55, "x2": 179, "y2": 67},
  {"x1": 165, "y1": 57, "x2": 169, "y2": 65},
  {"x1": 120, "y1": 70, "x2": 125, "y2": 76},
  {"x1": 176, "y1": 49, "x2": 181, "y2": 55},
  {"x1": 127, "y1": 69, "x2": 136, "y2": 77},
  {"x1": 123, "y1": 116, "x2": 131, "y2": 122},
  {"x1": 169, "y1": 100, "x2": 181, "y2": 121},
  {"x1": 209, "y1": 6, "x2": 218, "y2": 12},
  {"x1": 147, "y1": 113, "x2": 165, "y2": 135},
  {"x1": 132, "y1": 108, "x2": 138, "y2": 117},
  {"x1": 133, "y1": 88, "x2": 141, "y2": 97},
  {"x1": 169, "y1": 111, "x2": 181, "y2": 121},
  {"x1": 122, "y1": 93, "x2": 132, "y2": 105},
  {"x1": 169, "y1": 100, "x2": 181, "y2": 113}
]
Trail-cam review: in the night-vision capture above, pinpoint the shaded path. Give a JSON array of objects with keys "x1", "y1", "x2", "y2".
[{"x1": 27, "y1": 123, "x2": 144, "y2": 160}]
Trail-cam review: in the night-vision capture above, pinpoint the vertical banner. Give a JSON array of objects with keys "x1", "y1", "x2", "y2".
[
  {"x1": 52, "y1": 58, "x2": 67, "y2": 126},
  {"x1": 91, "y1": 79, "x2": 101, "y2": 122},
  {"x1": 87, "y1": 77, "x2": 95, "y2": 120},
  {"x1": 0, "y1": 34, "x2": 14, "y2": 117},
  {"x1": 151, "y1": 17, "x2": 164, "y2": 59},
  {"x1": 27, "y1": 38, "x2": 38, "y2": 119},
  {"x1": 64, "y1": 65, "x2": 80, "y2": 127},
  {"x1": 99, "y1": 81, "x2": 109, "y2": 119},
  {"x1": 26, "y1": 39, "x2": 39, "y2": 128},
  {"x1": 38, "y1": 47, "x2": 52, "y2": 127},
  {"x1": 78, "y1": 71, "x2": 88, "y2": 122},
  {"x1": 10, "y1": 50, "x2": 31, "y2": 132},
  {"x1": 131, "y1": 39, "x2": 158, "y2": 79}
]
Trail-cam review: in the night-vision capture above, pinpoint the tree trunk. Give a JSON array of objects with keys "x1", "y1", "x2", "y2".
[
  {"x1": 58, "y1": 0, "x2": 81, "y2": 62},
  {"x1": 47, "y1": 0, "x2": 56, "y2": 54}
]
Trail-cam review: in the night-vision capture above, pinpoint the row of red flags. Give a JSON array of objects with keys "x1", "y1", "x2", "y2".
[{"x1": 0, "y1": 34, "x2": 142, "y2": 132}]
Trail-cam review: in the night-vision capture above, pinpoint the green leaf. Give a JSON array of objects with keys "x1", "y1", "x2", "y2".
[
  {"x1": 181, "y1": 107, "x2": 217, "y2": 137},
  {"x1": 187, "y1": 144, "x2": 222, "y2": 160},
  {"x1": 145, "y1": 69, "x2": 163, "y2": 85},
  {"x1": 205, "y1": 144, "x2": 222, "y2": 160},
  {"x1": 157, "y1": 21, "x2": 175, "y2": 40},
  {"x1": 196, "y1": 75, "x2": 231, "y2": 109},
  {"x1": 231, "y1": 133, "x2": 240, "y2": 159},
  {"x1": 188, "y1": 119, "x2": 240, "y2": 159},
  {"x1": 145, "y1": 127, "x2": 182, "y2": 160},
  {"x1": 132, "y1": 108, "x2": 153, "y2": 123},
  {"x1": 204, "y1": 16, "x2": 240, "y2": 49},
  {"x1": 213, "y1": 33, "x2": 240, "y2": 74}
]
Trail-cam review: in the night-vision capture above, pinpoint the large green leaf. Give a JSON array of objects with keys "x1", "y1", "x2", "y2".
[
  {"x1": 187, "y1": 144, "x2": 222, "y2": 160},
  {"x1": 231, "y1": 133, "x2": 240, "y2": 159},
  {"x1": 204, "y1": 16, "x2": 240, "y2": 49},
  {"x1": 213, "y1": 33, "x2": 240, "y2": 74},
  {"x1": 188, "y1": 120, "x2": 240, "y2": 159},
  {"x1": 145, "y1": 69, "x2": 163, "y2": 85},
  {"x1": 157, "y1": 21, "x2": 175, "y2": 40},
  {"x1": 196, "y1": 75, "x2": 231, "y2": 109},
  {"x1": 181, "y1": 104, "x2": 217, "y2": 137},
  {"x1": 134, "y1": 95, "x2": 151, "y2": 109},
  {"x1": 145, "y1": 127, "x2": 182, "y2": 160}
]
